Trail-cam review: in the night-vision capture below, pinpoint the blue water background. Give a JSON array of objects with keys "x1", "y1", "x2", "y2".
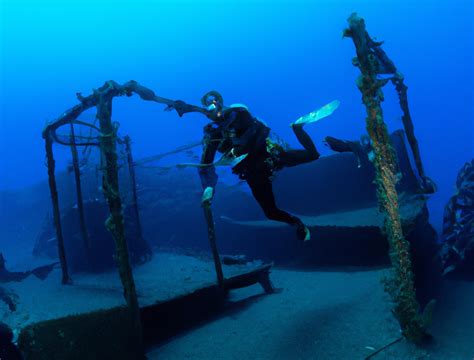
[{"x1": 1, "y1": 0, "x2": 473, "y2": 232}]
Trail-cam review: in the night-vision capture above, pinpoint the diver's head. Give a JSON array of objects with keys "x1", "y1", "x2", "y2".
[{"x1": 201, "y1": 90, "x2": 224, "y2": 120}]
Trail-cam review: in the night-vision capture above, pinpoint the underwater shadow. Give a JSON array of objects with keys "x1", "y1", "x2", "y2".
[{"x1": 143, "y1": 288, "x2": 269, "y2": 350}]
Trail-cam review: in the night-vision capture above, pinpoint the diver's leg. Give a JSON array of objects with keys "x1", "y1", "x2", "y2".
[
  {"x1": 246, "y1": 173, "x2": 310, "y2": 241},
  {"x1": 247, "y1": 176, "x2": 295, "y2": 224},
  {"x1": 279, "y1": 124, "x2": 320, "y2": 168}
]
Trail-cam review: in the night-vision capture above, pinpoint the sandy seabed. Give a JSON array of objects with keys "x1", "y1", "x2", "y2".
[
  {"x1": 1, "y1": 252, "x2": 473, "y2": 360},
  {"x1": 147, "y1": 267, "x2": 474, "y2": 360}
]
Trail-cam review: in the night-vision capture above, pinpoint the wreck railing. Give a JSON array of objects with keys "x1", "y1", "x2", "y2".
[
  {"x1": 42, "y1": 81, "x2": 167, "y2": 356},
  {"x1": 69, "y1": 122, "x2": 91, "y2": 268},
  {"x1": 123, "y1": 135, "x2": 144, "y2": 247},
  {"x1": 41, "y1": 80, "x2": 226, "y2": 357}
]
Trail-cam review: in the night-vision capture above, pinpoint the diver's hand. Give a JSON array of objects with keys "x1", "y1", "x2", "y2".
[
  {"x1": 165, "y1": 100, "x2": 189, "y2": 117},
  {"x1": 201, "y1": 186, "x2": 214, "y2": 208}
]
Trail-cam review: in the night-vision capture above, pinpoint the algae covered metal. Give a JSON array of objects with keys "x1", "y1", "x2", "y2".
[{"x1": 344, "y1": 13, "x2": 434, "y2": 343}]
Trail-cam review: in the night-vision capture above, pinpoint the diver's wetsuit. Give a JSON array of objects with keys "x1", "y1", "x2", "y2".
[{"x1": 199, "y1": 107, "x2": 320, "y2": 229}]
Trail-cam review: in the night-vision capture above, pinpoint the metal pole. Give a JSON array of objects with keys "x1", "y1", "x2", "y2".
[
  {"x1": 69, "y1": 122, "x2": 91, "y2": 266},
  {"x1": 344, "y1": 13, "x2": 429, "y2": 343},
  {"x1": 124, "y1": 136, "x2": 143, "y2": 242},
  {"x1": 203, "y1": 205, "x2": 224, "y2": 287},
  {"x1": 44, "y1": 136, "x2": 71, "y2": 284},
  {"x1": 123, "y1": 135, "x2": 151, "y2": 262},
  {"x1": 96, "y1": 96, "x2": 144, "y2": 356}
]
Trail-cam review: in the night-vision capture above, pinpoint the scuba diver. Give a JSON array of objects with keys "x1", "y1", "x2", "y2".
[{"x1": 168, "y1": 91, "x2": 339, "y2": 241}]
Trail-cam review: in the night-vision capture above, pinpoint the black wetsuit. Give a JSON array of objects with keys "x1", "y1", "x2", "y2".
[{"x1": 199, "y1": 107, "x2": 320, "y2": 229}]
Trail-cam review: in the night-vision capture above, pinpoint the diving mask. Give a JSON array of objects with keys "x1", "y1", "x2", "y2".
[{"x1": 207, "y1": 103, "x2": 217, "y2": 112}]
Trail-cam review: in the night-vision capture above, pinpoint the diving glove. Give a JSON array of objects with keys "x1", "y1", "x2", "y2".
[{"x1": 166, "y1": 100, "x2": 189, "y2": 117}]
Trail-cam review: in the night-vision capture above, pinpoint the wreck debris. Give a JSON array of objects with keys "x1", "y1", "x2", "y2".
[
  {"x1": 440, "y1": 159, "x2": 474, "y2": 276},
  {"x1": 391, "y1": 74, "x2": 435, "y2": 193},
  {"x1": 344, "y1": 13, "x2": 432, "y2": 343}
]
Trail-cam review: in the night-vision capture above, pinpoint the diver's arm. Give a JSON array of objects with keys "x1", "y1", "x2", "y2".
[{"x1": 166, "y1": 100, "x2": 210, "y2": 118}]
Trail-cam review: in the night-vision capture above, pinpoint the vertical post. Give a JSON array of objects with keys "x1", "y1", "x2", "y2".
[
  {"x1": 69, "y1": 122, "x2": 91, "y2": 266},
  {"x1": 344, "y1": 13, "x2": 429, "y2": 343},
  {"x1": 44, "y1": 136, "x2": 71, "y2": 284},
  {"x1": 96, "y1": 96, "x2": 144, "y2": 356},
  {"x1": 123, "y1": 137, "x2": 144, "y2": 242},
  {"x1": 203, "y1": 206, "x2": 224, "y2": 287}
]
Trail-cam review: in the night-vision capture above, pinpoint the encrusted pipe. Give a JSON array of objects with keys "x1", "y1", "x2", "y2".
[
  {"x1": 97, "y1": 96, "x2": 144, "y2": 356},
  {"x1": 344, "y1": 13, "x2": 431, "y2": 343}
]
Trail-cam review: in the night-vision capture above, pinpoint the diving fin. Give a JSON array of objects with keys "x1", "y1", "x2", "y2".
[{"x1": 294, "y1": 100, "x2": 340, "y2": 126}]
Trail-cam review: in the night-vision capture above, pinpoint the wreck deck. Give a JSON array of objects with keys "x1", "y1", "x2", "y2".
[
  {"x1": 2, "y1": 253, "x2": 273, "y2": 360},
  {"x1": 222, "y1": 194, "x2": 425, "y2": 229},
  {"x1": 216, "y1": 194, "x2": 432, "y2": 268}
]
